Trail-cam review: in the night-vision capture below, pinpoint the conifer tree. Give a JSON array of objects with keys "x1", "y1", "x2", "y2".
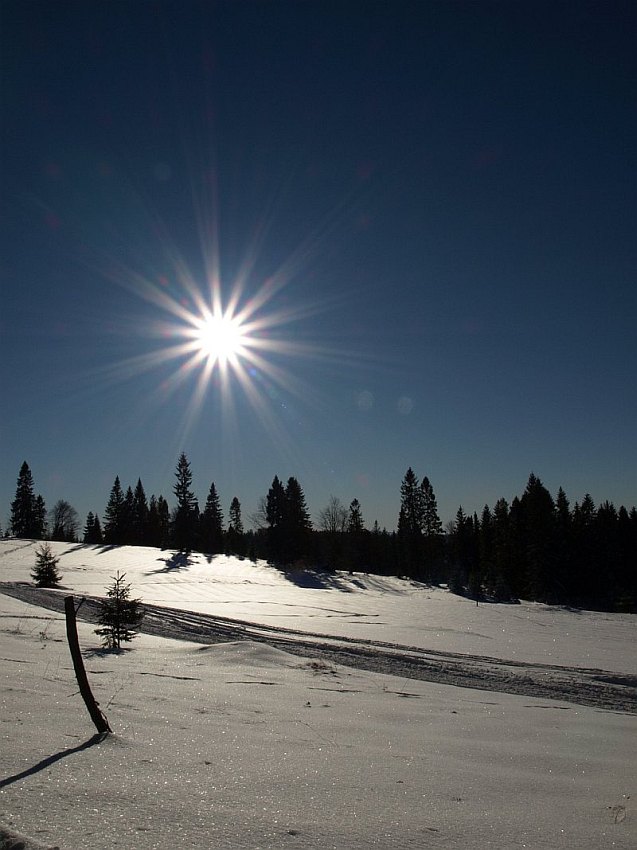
[
  {"x1": 95, "y1": 572, "x2": 144, "y2": 650},
  {"x1": 521, "y1": 473, "x2": 556, "y2": 601},
  {"x1": 147, "y1": 494, "x2": 170, "y2": 548},
  {"x1": 397, "y1": 468, "x2": 424, "y2": 578},
  {"x1": 34, "y1": 494, "x2": 47, "y2": 539},
  {"x1": 84, "y1": 512, "x2": 103, "y2": 544},
  {"x1": 449, "y1": 506, "x2": 475, "y2": 594},
  {"x1": 227, "y1": 496, "x2": 245, "y2": 555},
  {"x1": 103, "y1": 476, "x2": 125, "y2": 545},
  {"x1": 347, "y1": 499, "x2": 364, "y2": 534},
  {"x1": 265, "y1": 475, "x2": 287, "y2": 562},
  {"x1": 201, "y1": 482, "x2": 224, "y2": 554},
  {"x1": 492, "y1": 497, "x2": 514, "y2": 601},
  {"x1": 173, "y1": 453, "x2": 197, "y2": 551},
  {"x1": 283, "y1": 476, "x2": 312, "y2": 563},
  {"x1": 347, "y1": 498, "x2": 366, "y2": 570},
  {"x1": 132, "y1": 478, "x2": 149, "y2": 545},
  {"x1": 31, "y1": 543, "x2": 62, "y2": 587},
  {"x1": 420, "y1": 476, "x2": 443, "y2": 581},
  {"x1": 228, "y1": 496, "x2": 244, "y2": 535},
  {"x1": 11, "y1": 462, "x2": 45, "y2": 539}
]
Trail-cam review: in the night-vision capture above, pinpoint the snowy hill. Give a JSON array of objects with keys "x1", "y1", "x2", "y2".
[{"x1": 0, "y1": 540, "x2": 635, "y2": 849}]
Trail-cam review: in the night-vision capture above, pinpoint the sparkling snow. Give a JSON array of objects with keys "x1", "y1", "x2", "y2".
[{"x1": 0, "y1": 540, "x2": 635, "y2": 849}]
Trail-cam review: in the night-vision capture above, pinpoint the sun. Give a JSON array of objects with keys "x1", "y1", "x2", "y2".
[{"x1": 191, "y1": 311, "x2": 247, "y2": 365}]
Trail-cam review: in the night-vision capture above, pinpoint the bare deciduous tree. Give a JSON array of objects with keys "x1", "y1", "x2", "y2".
[
  {"x1": 317, "y1": 496, "x2": 348, "y2": 534},
  {"x1": 49, "y1": 499, "x2": 79, "y2": 542}
]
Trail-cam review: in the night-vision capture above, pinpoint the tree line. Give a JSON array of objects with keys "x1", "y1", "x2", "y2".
[{"x1": 7, "y1": 458, "x2": 636, "y2": 612}]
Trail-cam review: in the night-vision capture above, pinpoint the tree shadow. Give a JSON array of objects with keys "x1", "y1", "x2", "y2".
[
  {"x1": 60, "y1": 543, "x2": 120, "y2": 554},
  {"x1": 146, "y1": 551, "x2": 195, "y2": 574},
  {"x1": 83, "y1": 645, "x2": 133, "y2": 658},
  {"x1": 0, "y1": 732, "x2": 107, "y2": 789},
  {"x1": 277, "y1": 566, "x2": 355, "y2": 592}
]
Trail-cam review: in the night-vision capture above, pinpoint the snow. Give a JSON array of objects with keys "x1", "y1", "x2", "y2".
[{"x1": 0, "y1": 540, "x2": 635, "y2": 849}]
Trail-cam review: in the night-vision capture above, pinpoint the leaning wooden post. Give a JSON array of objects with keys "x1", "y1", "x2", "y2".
[{"x1": 64, "y1": 596, "x2": 112, "y2": 734}]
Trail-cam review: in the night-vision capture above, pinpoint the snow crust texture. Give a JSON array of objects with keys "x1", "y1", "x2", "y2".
[{"x1": 1, "y1": 541, "x2": 635, "y2": 849}]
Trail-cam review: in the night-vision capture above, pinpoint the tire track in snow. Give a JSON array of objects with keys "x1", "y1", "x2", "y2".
[{"x1": 1, "y1": 581, "x2": 635, "y2": 714}]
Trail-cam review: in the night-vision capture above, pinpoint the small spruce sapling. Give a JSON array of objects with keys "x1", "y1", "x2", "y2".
[
  {"x1": 31, "y1": 543, "x2": 62, "y2": 587},
  {"x1": 95, "y1": 571, "x2": 144, "y2": 650}
]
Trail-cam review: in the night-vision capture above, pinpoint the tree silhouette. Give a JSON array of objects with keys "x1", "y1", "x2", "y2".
[
  {"x1": 227, "y1": 496, "x2": 245, "y2": 555},
  {"x1": 103, "y1": 476, "x2": 125, "y2": 545},
  {"x1": 11, "y1": 462, "x2": 45, "y2": 539},
  {"x1": 83, "y1": 512, "x2": 103, "y2": 544},
  {"x1": 201, "y1": 482, "x2": 224, "y2": 554},
  {"x1": 173, "y1": 453, "x2": 197, "y2": 552},
  {"x1": 49, "y1": 499, "x2": 79, "y2": 542}
]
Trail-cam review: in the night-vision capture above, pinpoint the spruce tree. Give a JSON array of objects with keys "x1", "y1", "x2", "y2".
[
  {"x1": 420, "y1": 476, "x2": 443, "y2": 581},
  {"x1": 397, "y1": 468, "x2": 424, "y2": 578},
  {"x1": 95, "y1": 572, "x2": 144, "y2": 650},
  {"x1": 520, "y1": 473, "x2": 556, "y2": 601},
  {"x1": 147, "y1": 494, "x2": 170, "y2": 548},
  {"x1": 31, "y1": 543, "x2": 62, "y2": 587},
  {"x1": 11, "y1": 462, "x2": 45, "y2": 539},
  {"x1": 173, "y1": 453, "x2": 197, "y2": 551},
  {"x1": 121, "y1": 486, "x2": 135, "y2": 545},
  {"x1": 347, "y1": 498, "x2": 366, "y2": 570},
  {"x1": 283, "y1": 476, "x2": 312, "y2": 563},
  {"x1": 34, "y1": 494, "x2": 47, "y2": 539},
  {"x1": 132, "y1": 479, "x2": 149, "y2": 545},
  {"x1": 347, "y1": 499, "x2": 364, "y2": 534},
  {"x1": 103, "y1": 476, "x2": 125, "y2": 545},
  {"x1": 201, "y1": 482, "x2": 224, "y2": 554},
  {"x1": 492, "y1": 498, "x2": 514, "y2": 601},
  {"x1": 227, "y1": 496, "x2": 245, "y2": 555},
  {"x1": 84, "y1": 512, "x2": 103, "y2": 544},
  {"x1": 265, "y1": 475, "x2": 287, "y2": 562}
]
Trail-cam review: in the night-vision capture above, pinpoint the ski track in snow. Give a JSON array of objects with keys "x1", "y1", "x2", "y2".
[{"x1": 1, "y1": 581, "x2": 635, "y2": 715}]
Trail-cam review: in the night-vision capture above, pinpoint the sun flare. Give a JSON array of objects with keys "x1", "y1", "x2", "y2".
[{"x1": 191, "y1": 312, "x2": 247, "y2": 364}]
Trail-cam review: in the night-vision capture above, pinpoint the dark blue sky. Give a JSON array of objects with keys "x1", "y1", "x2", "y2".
[{"x1": 1, "y1": 0, "x2": 635, "y2": 530}]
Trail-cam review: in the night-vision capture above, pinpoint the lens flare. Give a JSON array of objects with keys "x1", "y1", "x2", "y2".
[{"x1": 190, "y1": 311, "x2": 247, "y2": 366}]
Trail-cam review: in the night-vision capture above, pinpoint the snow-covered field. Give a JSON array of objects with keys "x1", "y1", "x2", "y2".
[{"x1": 1, "y1": 540, "x2": 635, "y2": 849}]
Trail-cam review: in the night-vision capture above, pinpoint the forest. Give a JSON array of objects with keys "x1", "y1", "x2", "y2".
[{"x1": 7, "y1": 456, "x2": 636, "y2": 613}]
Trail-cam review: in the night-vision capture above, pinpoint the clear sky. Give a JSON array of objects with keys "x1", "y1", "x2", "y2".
[{"x1": 1, "y1": 0, "x2": 635, "y2": 533}]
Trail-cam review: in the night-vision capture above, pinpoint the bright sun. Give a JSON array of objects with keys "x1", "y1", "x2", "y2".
[{"x1": 191, "y1": 312, "x2": 247, "y2": 364}]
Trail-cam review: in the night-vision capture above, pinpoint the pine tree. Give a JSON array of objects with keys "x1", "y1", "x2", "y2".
[
  {"x1": 347, "y1": 498, "x2": 366, "y2": 570},
  {"x1": 147, "y1": 494, "x2": 170, "y2": 548},
  {"x1": 95, "y1": 572, "x2": 144, "y2": 650},
  {"x1": 228, "y1": 497, "x2": 244, "y2": 535},
  {"x1": 103, "y1": 476, "x2": 125, "y2": 545},
  {"x1": 34, "y1": 494, "x2": 47, "y2": 539},
  {"x1": 173, "y1": 453, "x2": 197, "y2": 551},
  {"x1": 132, "y1": 479, "x2": 149, "y2": 545},
  {"x1": 521, "y1": 473, "x2": 556, "y2": 601},
  {"x1": 201, "y1": 482, "x2": 224, "y2": 554},
  {"x1": 347, "y1": 499, "x2": 364, "y2": 534},
  {"x1": 420, "y1": 476, "x2": 443, "y2": 581},
  {"x1": 265, "y1": 475, "x2": 287, "y2": 562},
  {"x1": 121, "y1": 486, "x2": 135, "y2": 545},
  {"x1": 84, "y1": 512, "x2": 103, "y2": 544},
  {"x1": 283, "y1": 476, "x2": 312, "y2": 563},
  {"x1": 31, "y1": 543, "x2": 62, "y2": 587},
  {"x1": 397, "y1": 468, "x2": 424, "y2": 578},
  {"x1": 449, "y1": 506, "x2": 474, "y2": 595},
  {"x1": 10, "y1": 462, "x2": 45, "y2": 539},
  {"x1": 227, "y1": 496, "x2": 245, "y2": 555},
  {"x1": 492, "y1": 497, "x2": 514, "y2": 601}
]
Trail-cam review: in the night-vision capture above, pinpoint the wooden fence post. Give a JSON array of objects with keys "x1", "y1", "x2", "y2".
[{"x1": 64, "y1": 596, "x2": 112, "y2": 734}]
